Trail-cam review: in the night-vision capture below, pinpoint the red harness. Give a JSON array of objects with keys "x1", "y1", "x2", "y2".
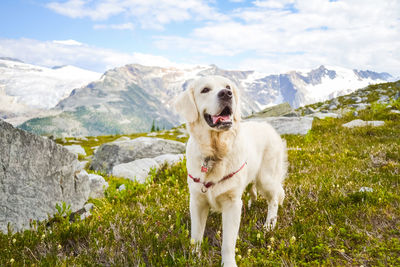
[{"x1": 188, "y1": 161, "x2": 247, "y2": 193}]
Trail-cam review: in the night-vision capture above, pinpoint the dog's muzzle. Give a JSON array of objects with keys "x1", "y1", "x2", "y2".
[{"x1": 204, "y1": 89, "x2": 233, "y2": 130}]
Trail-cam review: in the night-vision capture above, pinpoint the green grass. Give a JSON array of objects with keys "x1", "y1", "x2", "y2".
[{"x1": 1, "y1": 84, "x2": 400, "y2": 266}]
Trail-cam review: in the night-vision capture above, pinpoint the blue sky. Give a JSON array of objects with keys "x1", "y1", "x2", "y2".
[{"x1": 0, "y1": 0, "x2": 399, "y2": 76}]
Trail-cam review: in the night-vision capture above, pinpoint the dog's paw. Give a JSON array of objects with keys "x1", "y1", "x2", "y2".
[
  {"x1": 190, "y1": 239, "x2": 202, "y2": 257},
  {"x1": 221, "y1": 259, "x2": 237, "y2": 267},
  {"x1": 263, "y1": 216, "x2": 277, "y2": 231}
]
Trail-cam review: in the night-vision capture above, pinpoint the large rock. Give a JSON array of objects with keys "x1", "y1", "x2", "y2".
[
  {"x1": 245, "y1": 117, "x2": 314, "y2": 135},
  {"x1": 64, "y1": 144, "x2": 86, "y2": 156},
  {"x1": 154, "y1": 154, "x2": 184, "y2": 166},
  {"x1": 90, "y1": 137, "x2": 186, "y2": 173},
  {"x1": 307, "y1": 112, "x2": 339, "y2": 119},
  {"x1": 246, "y1": 102, "x2": 295, "y2": 119},
  {"x1": 112, "y1": 158, "x2": 159, "y2": 183},
  {"x1": 88, "y1": 174, "x2": 109, "y2": 199},
  {"x1": 342, "y1": 119, "x2": 385, "y2": 128},
  {"x1": 0, "y1": 119, "x2": 90, "y2": 233}
]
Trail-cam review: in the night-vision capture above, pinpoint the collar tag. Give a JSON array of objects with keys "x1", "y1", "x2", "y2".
[
  {"x1": 201, "y1": 165, "x2": 208, "y2": 173},
  {"x1": 201, "y1": 156, "x2": 214, "y2": 173}
]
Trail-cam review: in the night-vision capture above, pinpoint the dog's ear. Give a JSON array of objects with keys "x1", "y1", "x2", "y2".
[
  {"x1": 173, "y1": 88, "x2": 199, "y2": 123},
  {"x1": 232, "y1": 84, "x2": 241, "y2": 122}
]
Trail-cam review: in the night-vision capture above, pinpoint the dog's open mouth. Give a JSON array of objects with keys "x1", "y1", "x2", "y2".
[{"x1": 204, "y1": 106, "x2": 233, "y2": 129}]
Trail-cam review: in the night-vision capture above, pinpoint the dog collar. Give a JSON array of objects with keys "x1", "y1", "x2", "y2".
[{"x1": 188, "y1": 161, "x2": 247, "y2": 193}]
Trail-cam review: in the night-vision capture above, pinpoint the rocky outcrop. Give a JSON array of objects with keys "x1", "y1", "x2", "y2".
[
  {"x1": 90, "y1": 137, "x2": 186, "y2": 174},
  {"x1": 245, "y1": 103, "x2": 297, "y2": 119},
  {"x1": 0, "y1": 119, "x2": 90, "y2": 233}
]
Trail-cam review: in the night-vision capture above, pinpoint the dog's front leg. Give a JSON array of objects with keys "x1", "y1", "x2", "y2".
[
  {"x1": 221, "y1": 198, "x2": 242, "y2": 267},
  {"x1": 190, "y1": 194, "x2": 209, "y2": 248}
]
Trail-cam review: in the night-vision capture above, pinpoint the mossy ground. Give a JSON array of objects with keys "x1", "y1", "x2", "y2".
[{"x1": 1, "y1": 83, "x2": 400, "y2": 266}]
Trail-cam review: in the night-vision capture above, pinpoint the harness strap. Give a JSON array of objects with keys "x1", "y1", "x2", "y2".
[{"x1": 188, "y1": 161, "x2": 247, "y2": 192}]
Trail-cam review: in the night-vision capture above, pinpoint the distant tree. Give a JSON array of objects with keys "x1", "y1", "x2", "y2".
[{"x1": 151, "y1": 120, "x2": 156, "y2": 132}]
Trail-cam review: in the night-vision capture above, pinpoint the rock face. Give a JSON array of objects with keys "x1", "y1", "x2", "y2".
[
  {"x1": 0, "y1": 119, "x2": 90, "y2": 233},
  {"x1": 90, "y1": 137, "x2": 186, "y2": 174}
]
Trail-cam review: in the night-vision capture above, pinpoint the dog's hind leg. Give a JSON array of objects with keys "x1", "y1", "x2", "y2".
[
  {"x1": 264, "y1": 184, "x2": 284, "y2": 231},
  {"x1": 248, "y1": 184, "x2": 257, "y2": 209},
  {"x1": 256, "y1": 158, "x2": 285, "y2": 231},
  {"x1": 257, "y1": 180, "x2": 284, "y2": 231}
]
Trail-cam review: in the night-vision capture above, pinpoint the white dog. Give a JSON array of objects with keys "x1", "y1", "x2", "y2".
[{"x1": 174, "y1": 76, "x2": 287, "y2": 267}]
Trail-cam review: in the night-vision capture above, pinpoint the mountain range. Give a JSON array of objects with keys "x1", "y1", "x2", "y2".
[
  {"x1": 0, "y1": 58, "x2": 392, "y2": 136},
  {"x1": 0, "y1": 57, "x2": 101, "y2": 125}
]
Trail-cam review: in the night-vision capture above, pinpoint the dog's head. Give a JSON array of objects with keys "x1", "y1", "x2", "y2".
[{"x1": 174, "y1": 75, "x2": 241, "y2": 131}]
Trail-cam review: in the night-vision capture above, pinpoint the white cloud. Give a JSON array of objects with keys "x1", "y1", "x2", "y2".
[
  {"x1": 46, "y1": 0, "x2": 225, "y2": 30},
  {"x1": 0, "y1": 38, "x2": 184, "y2": 72},
  {"x1": 46, "y1": 0, "x2": 124, "y2": 20},
  {"x1": 93, "y1": 23, "x2": 135, "y2": 30},
  {"x1": 53, "y1": 39, "x2": 83, "y2": 46},
  {"x1": 155, "y1": 0, "x2": 400, "y2": 75}
]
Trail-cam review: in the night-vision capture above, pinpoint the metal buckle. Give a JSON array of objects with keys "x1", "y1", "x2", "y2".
[{"x1": 201, "y1": 185, "x2": 208, "y2": 193}]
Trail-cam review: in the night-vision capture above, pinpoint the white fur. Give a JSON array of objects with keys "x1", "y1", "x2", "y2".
[{"x1": 174, "y1": 76, "x2": 287, "y2": 267}]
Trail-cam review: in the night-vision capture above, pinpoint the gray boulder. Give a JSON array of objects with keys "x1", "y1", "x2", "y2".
[
  {"x1": 377, "y1": 95, "x2": 389, "y2": 104},
  {"x1": 342, "y1": 119, "x2": 385, "y2": 128},
  {"x1": 88, "y1": 173, "x2": 109, "y2": 199},
  {"x1": 64, "y1": 144, "x2": 86, "y2": 156},
  {"x1": 328, "y1": 104, "x2": 337, "y2": 110},
  {"x1": 350, "y1": 103, "x2": 370, "y2": 111},
  {"x1": 246, "y1": 117, "x2": 314, "y2": 135},
  {"x1": 90, "y1": 137, "x2": 186, "y2": 173},
  {"x1": 112, "y1": 158, "x2": 159, "y2": 183},
  {"x1": 351, "y1": 96, "x2": 362, "y2": 103},
  {"x1": 304, "y1": 107, "x2": 316, "y2": 115},
  {"x1": 154, "y1": 154, "x2": 184, "y2": 166},
  {"x1": 0, "y1": 119, "x2": 90, "y2": 233},
  {"x1": 307, "y1": 112, "x2": 339, "y2": 119}
]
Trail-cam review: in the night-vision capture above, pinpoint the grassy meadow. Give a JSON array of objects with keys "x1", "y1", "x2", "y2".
[{"x1": 1, "y1": 82, "x2": 399, "y2": 266}]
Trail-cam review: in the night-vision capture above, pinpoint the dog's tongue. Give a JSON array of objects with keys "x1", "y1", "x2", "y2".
[{"x1": 212, "y1": 115, "x2": 230, "y2": 124}]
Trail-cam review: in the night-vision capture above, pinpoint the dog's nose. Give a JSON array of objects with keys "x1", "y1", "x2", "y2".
[{"x1": 218, "y1": 89, "x2": 232, "y2": 100}]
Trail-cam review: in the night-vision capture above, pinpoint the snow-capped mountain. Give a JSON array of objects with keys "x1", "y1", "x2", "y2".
[
  {"x1": 19, "y1": 63, "x2": 392, "y2": 137},
  {"x1": 244, "y1": 65, "x2": 392, "y2": 109},
  {"x1": 0, "y1": 58, "x2": 101, "y2": 125}
]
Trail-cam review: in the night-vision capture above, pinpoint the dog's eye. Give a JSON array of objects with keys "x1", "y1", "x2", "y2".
[
  {"x1": 226, "y1": 85, "x2": 231, "y2": 90},
  {"x1": 201, "y1": 87, "x2": 211, "y2": 94}
]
